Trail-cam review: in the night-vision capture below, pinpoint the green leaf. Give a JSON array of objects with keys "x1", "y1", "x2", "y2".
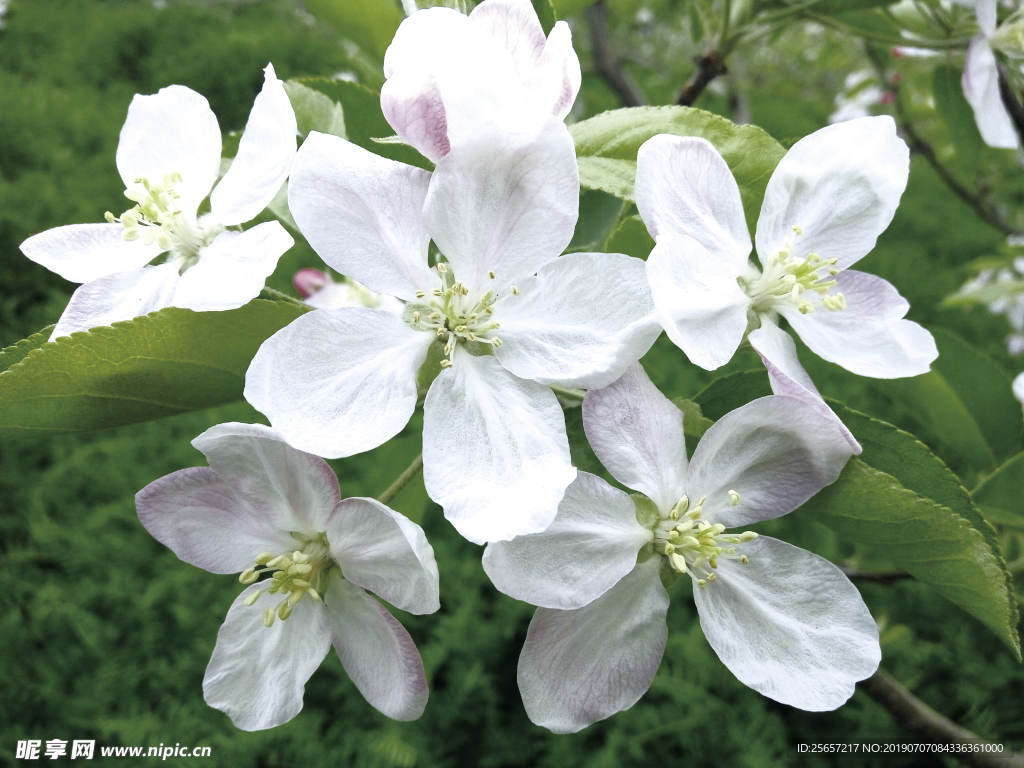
[
  {"x1": 301, "y1": 0, "x2": 403, "y2": 61},
  {"x1": 873, "y1": 328, "x2": 1024, "y2": 470},
  {"x1": 932, "y1": 64, "x2": 984, "y2": 167},
  {"x1": 283, "y1": 80, "x2": 347, "y2": 139},
  {"x1": 567, "y1": 189, "x2": 626, "y2": 253},
  {"x1": 531, "y1": 0, "x2": 557, "y2": 34},
  {"x1": 814, "y1": 0, "x2": 899, "y2": 12},
  {"x1": 972, "y1": 452, "x2": 1024, "y2": 529},
  {"x1": 0, "y1": 299, "x2": 309, "y2": 439},
  {"x1": 563, "y1": 405, "x2": 606, "y2": 478},
  {"x1": 671, "y1": 397, "x2": 713, "y2": 443},
  {"x1": 604, "y1": 214, "x2": 654, "y2": 259},
  {"x1": 0, "y1": 325, "x2": 54, "y2": 374},
  {"x1": 691, "y1": 369, "x2": 772, "y2": 421},
  {"x1": 825, "y1": 9, "x2": 903, "y2": 37},
  {"x1": 296, "y1": 78, "x2": 432, "y2": 170},
  {"x1": 570, "y1": 106, "x2": 786, "y2": 232}
]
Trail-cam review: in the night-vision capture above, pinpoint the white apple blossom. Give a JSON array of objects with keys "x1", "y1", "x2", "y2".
[
  {"x1": 1014, "y1": 372, "x2": 1024, "y2": 410},
  {"x1": 244, "y1": 124, "x2": 661, "y2": 545},
  {"x1": 293, "y1": 268, "x2": 404, "y2": 314},
  {"x1": 963, "y1": 0, "x2": 1021, "y2": 149},
  {"x1": 21, "y1": 64, "x2": 297, "y2": 338},
  {"x1": 482, "y1": 364, "x2": 876, "y2": 733},
  {"x1": 135, "y1": 422, "x2": 439, "y2": 731},
  {"x1": 382, "y1": 0, "x2": 581, "y2": 162},
  {"x1": 635, "y1": 116, "x2": 936, "y2": 444}
]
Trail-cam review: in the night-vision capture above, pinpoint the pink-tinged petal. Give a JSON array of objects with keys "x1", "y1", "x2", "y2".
[
  {"x1": 211, "y1": 64, "x2": 298, "y2": 227},
  {"x1": 423, "y1": 118, "x2": 578, "y2": 295},
  {"x1": 529, "y1": 21, "x2": 581, "y2": 121},
  {"x1": 325, "y1": 575, "x2": 429, "y2": 722},
  {"x1": 748, "y1": 322, "x2": 861, "y2": 454},
  {"x1": 687, "y1": 395, "x2": 855, "y2": 527},
  {"x1": 517, "y1": 558, "x2": 668, "y2": 734},
  {"x1": 20, "y1": 223, "x2": 161, "y2": 284},
  {"x1": 646, "y1": 232, "x2": 750, "y2": 370},
  {"x1": 294, "y1": 268, "x2": 330, "y2": 298},
  {"x1": 976, "y1": 0, "x2": 997, "y2": 37},
  {"x1": 493, "y1": 252, "x2": 660, "y2": 389},
  {"x1": 190, "y1": 422, "x2": 342, "y2": 535},
  {"x1": 468, "y1": 0, "x2": 546, "y2": 76},
  {"x1": 423, "y1": 350, "x2": 576, "y2": 544},
  {"x1": 583, "y1": 363, "x2": 688, "y2": 513},
  {"x1": 483, "y1": 471, "x2": 652, "y2": 609},
  {"x1": 51, "y1": 263, "x2": 180, "y2": 339},
  {"x1": 327, "y1": 498, "x2": 440, "y2": 615},
  {"x1": 136, "y1": 467, "x2": 296, "y2": 574},
  {"x1": 173, "y1": 223, "x2": 293, "y2": 312},
  {"x1": 287, "y1": 133, "x2": 437, "y2": 301},
  {"x1": 635, "y1": 135, "x2": 752, "y2": 260},
  {"x1": 963, "y1": 36, "x2": 1019, "y2": 149},
  {"x1": 779, "y1": 270, "x2": 938, "y2": 379},
  {"x1": 756, "y1": 116, "x2": 909, "y2": 271},
  {"x1": 116, "y1": 85, "x2": 221, "y2": 213},
  {"x1": 244, "y1": 307, "x2": 432, "y2": 459},
  {"x1": 695, "y1": 536, "x2": 880, "y2": 711},
  {"x1": 203, "y1": 584, "x2": 331, "y2": 731}
]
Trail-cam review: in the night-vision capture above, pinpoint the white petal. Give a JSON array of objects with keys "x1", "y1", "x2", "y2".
[
  {"x1": 21, "y1": 223, "x2": 161, "y2": 284},
  {"x1": 492, "y1": 252, "x2": 660, "y2": 389},
  {"x1": 287, "y1": 133, "x2": 437, "y2": 301},
  {"x1": 327, "y1": 498, "x2": 440, "y2": 615},
  {"x1": 116, "y1": 85, "x2": 221, "y2": 212},
  {"x1": 173, "y1": 223, "x2": 293, "y2": 312},
  {"x1": 963, "y1": 36, "x2": 1019, "y2": 149},
  {"x1": 780, "y1": 270, "x2": 938, "y2": 379},
  {"x1": 646, "y1": 232, "x2": 750, "y2": 370},
  {"x1": 517, "y1": 558, "x2": 668, "y2": 734},
  {"x1": 635, "y1": 135, "x2": 752, "y2": 260},
  {"x1": 582, "y1": 363, "x2": 688, "y2": 513},
  {"x1": 1014, "y1": 372, "x2": 1024, "y2": 407},
  {"x1": 244, "y1": 307, "x2": 432, "y2": 459},
  {"x1": 135, "y1": 467, "x2": 296, "y2": 574},
  {"x1": 483, "y1": 472, "x2": 652, "y2": 609},
  {"x1": 424, "y1": 118, "x2": 578, "y2": 295},
  {"x1": 527, "y1": 21, "x2": 581, "y2": 121},
  {"x1": 694, "y1": 536, "x2": 880, "y2": 711},
  {"x1": 51, "y1": 262, "x2": 179, "y2": 338},
  {"x1": 755, "y1": 116, "x2": 909, "y2": 271},
  {"x1": 687, "y1": 395, "x2": 855, "y2": 527},
  {"x1": 748, "y1": 321, "x2": 861, "y2": 454},
  {"x1": 325, "y1": 575, "x2": 429, "y2": 721},
  {"x1": 203, "y1": 584, "x2": 331, "y2": 731},
  {"x1": 468, "y1": 0, "x2": 546, "y2": 77},
  {"x1": 381, "y1": 7, "x2": 468, "y2": 161},
  {"x1": 211, "y1": 64, "x2": 298, "y2": 226},
  {"x1": 976, "y1": 0, "x2": 997, "y2": 37},
  {"x1": 191, "y1": 422, "x2": 342, "y2": 535},
  {"x1": 423, "y1": 350, "x2": 576, "y2": 544}
]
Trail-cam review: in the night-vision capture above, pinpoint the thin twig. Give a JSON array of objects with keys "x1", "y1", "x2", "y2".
[
  {"x1": 376, "y1": 453, "x2": 423, "y2": 506},
  {"x1": 865, "y1": 43, "x2": 1023, "y2": 236},
  {"x1": 585, "y1": 0, "x2": 646, "y2": 107},
  {"x1": 677, "y1": 52, "x2": 729, "y2": 106},
  {"x1": 859, "y1": 667, "x2": 1024, "y2": 768},
  {"x1": 839, "y1": 566, "x2": 914, "y2": 585}
]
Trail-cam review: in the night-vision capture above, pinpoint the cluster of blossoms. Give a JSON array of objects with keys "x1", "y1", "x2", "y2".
[{"x1": 21, "y1": 0, "x2": 941, "y2": 734}]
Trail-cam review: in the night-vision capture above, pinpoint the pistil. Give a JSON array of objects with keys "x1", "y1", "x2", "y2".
[{"x1": 238, "y1": 533, "x2": 333, "y2": 627}]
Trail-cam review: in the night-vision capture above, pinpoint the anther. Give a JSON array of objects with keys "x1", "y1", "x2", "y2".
[
  {"x1": 413, "y1": 312, "x2": 421, "y2": 323},
  {"x1": 728, "y1": 490, "x2": 741, "y2": 506},
  {"x1": 263, "y1": 608, "x2": 275, "y2": 628},
  {"x1": 740, "y1": 555, "x2": 750, "y2": 565},
  {"x1": 707, "y1": 573, "x2": 717, "y2": 582},
  {"x1": 278, "y1": 601, "x2": 293, "y2": 621},
  {"x1": 244, "y1": 591, "x2": 262, "y2": 606},
  {"x1": 441, "y1": 359, "x2": 453, "y2": 368},
  {"x1": 415, "y1": 290, "x2": 425, "y2": 299},
  {"x1": 739, "y1": 531, "x2": 758, "y2": 542},
  {"x1": 511, "y1": 286, "x2": 520, "y2": 295},
  {"x1": 239, "y1": 568, "x2": 258, "y2": 585},
  {"x1": 488, "y1": 270, "x2": 496, "y2": 279},
  {"x1": 697, "y1": 579, "x2": 707, "y2": 589}
]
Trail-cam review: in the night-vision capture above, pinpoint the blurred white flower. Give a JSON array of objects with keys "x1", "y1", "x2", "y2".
[
  {"x1": 136, "y1": 423, "x2": 439, "y2": 730},
  {"x1": 950, "y1": 255, "x2": 1024, "y2": 354},
  {"x1": 963, "y1": 0, "x2": 1021, "y2": 148},
  {"x1": 246, "y1": 125, "x2": 660, "y2": 545},
  {"x1": 828, "y1": 71, "x2": 886, "y2": 124},
  {"x1": 482, "y1": 364, "x2": 873, "y2": 733},
  {"x1": 21, "y1": 65, "x2": 297, "y2": 338}
]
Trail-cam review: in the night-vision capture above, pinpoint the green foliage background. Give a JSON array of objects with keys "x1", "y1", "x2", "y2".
[{"x1": 1, "y1": 0, "x2": 1023, "y2": 766}]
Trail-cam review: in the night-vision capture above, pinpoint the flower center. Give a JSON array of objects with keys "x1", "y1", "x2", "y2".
[
  {"x1": 237, "y1": 533, "x2": 333, "y2": 627},
  {"x1": 105, "y1": 173, "x2": 222, "y2": 263},
  {"x1": 407, "y1": 262, "x2": 512, "y2": 367},
  {"x1": 652, "y1": 493, "x2": 757, "y2": 589},
  {"x1": 739, "y1": 225, "x2": 846, "y2": 316}
]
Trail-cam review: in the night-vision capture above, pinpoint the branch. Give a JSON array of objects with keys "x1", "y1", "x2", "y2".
[
  {"x1": 677, "y1": 52, "x2": 728, "y2": 107},
  {"x1": 585, "y1": 0, "x2": 646, "y2": 107},
  {"x1": 859, "y1": 667, "x2": 1024, "y2": 768},
  {"x1": 838, "y1": 565, "x2": 913, "y2": 585},
  {"x1": 376, "y1": 453, "x2": 423, "y2": 506},
  {"x1": 865, "y1": 44, "x2": 1023, "y2": 236}
]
